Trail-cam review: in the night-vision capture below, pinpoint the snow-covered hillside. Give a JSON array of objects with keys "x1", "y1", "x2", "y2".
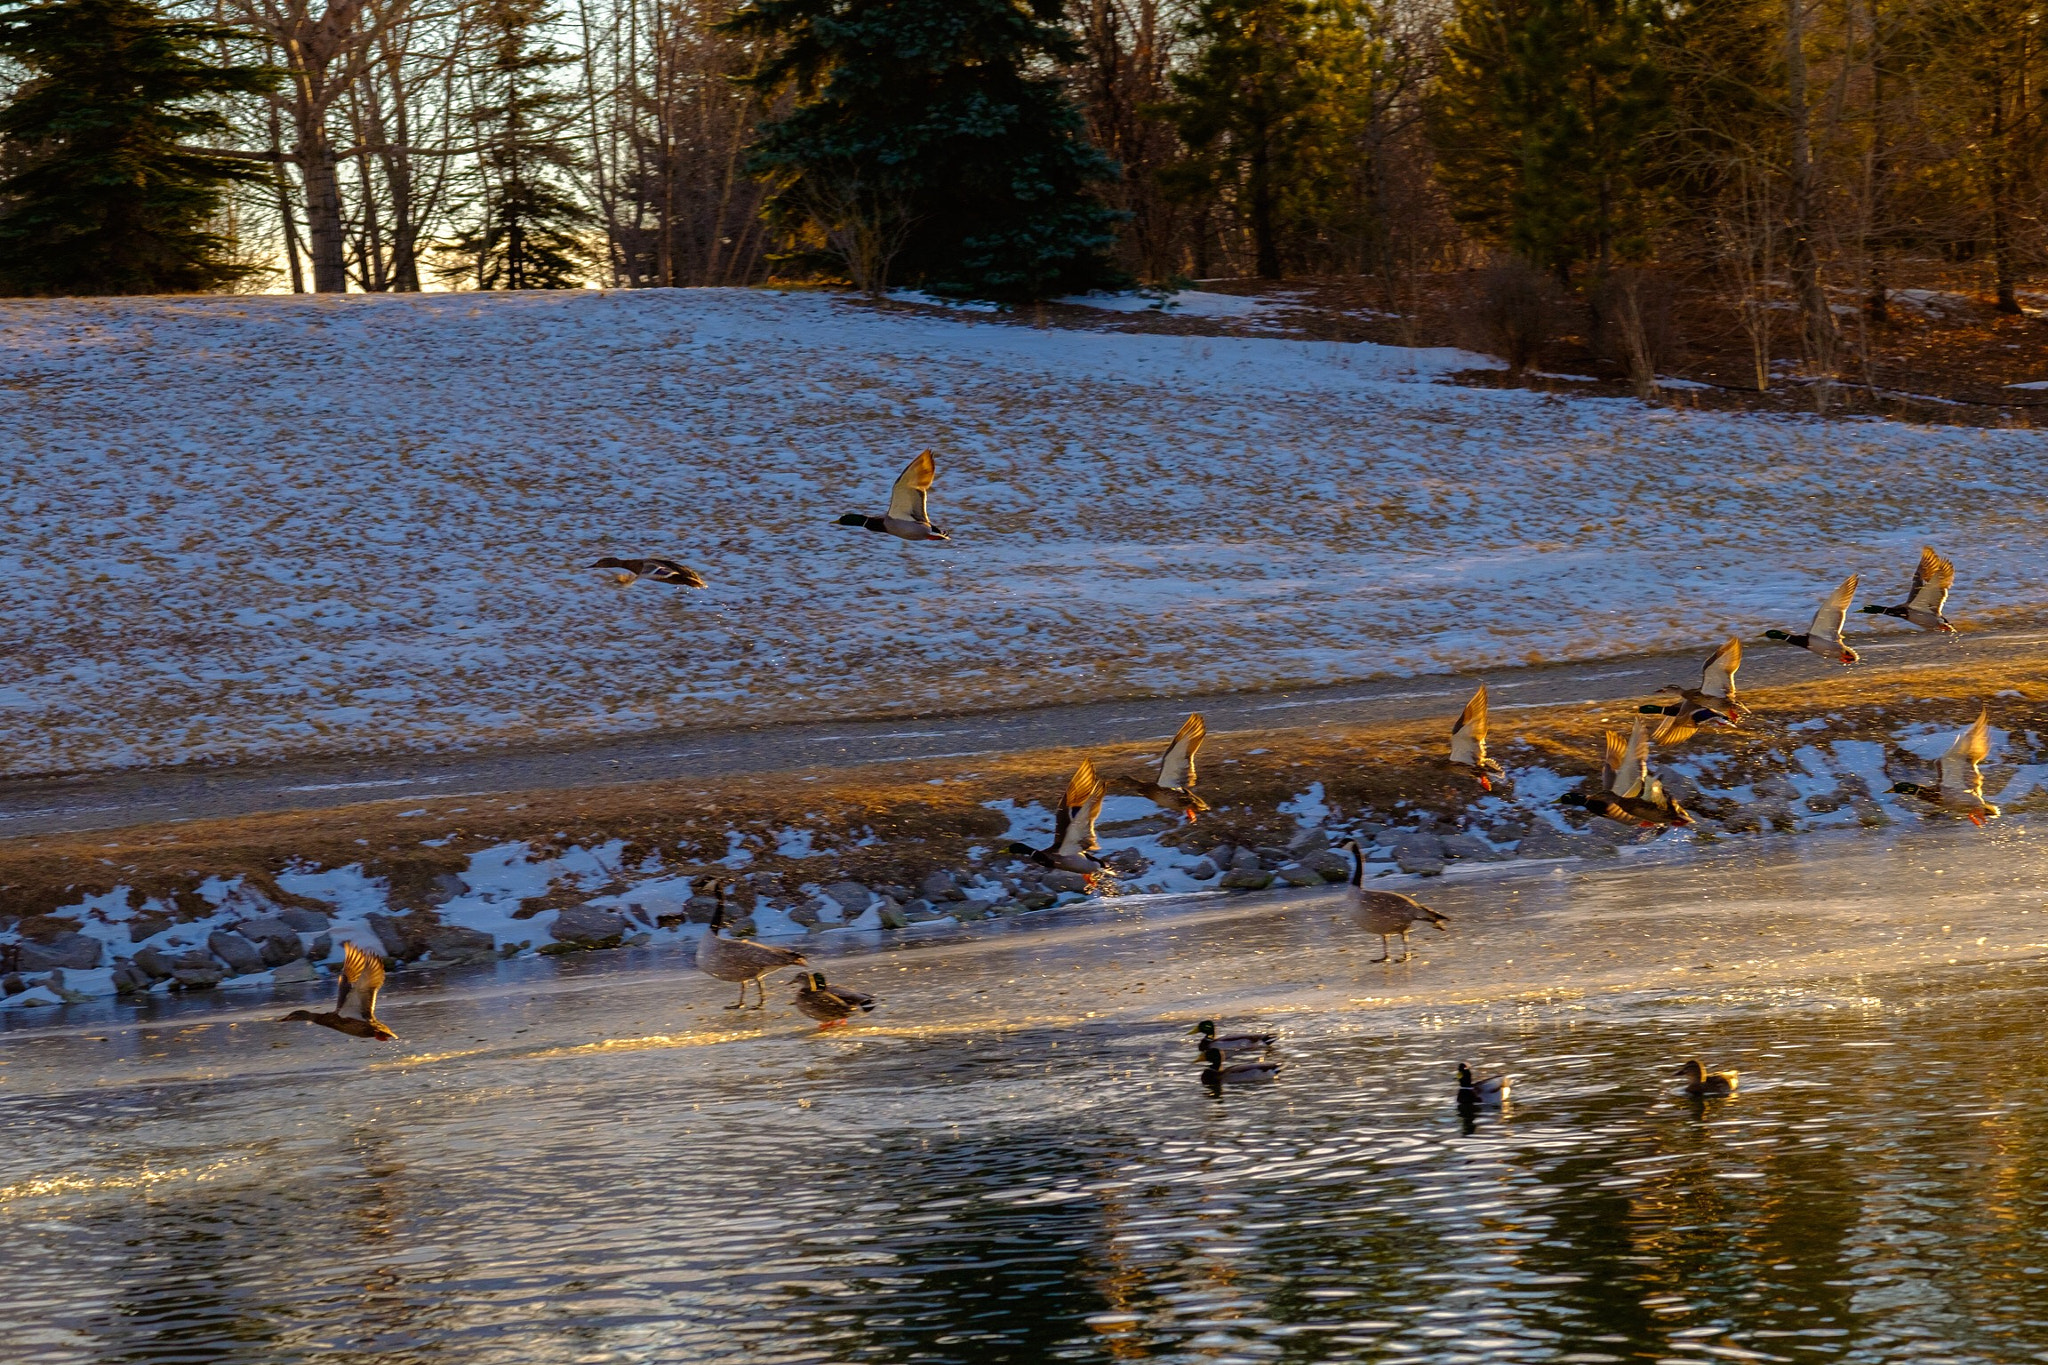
[{"x1": 1, "y1": 287, "x2": 2042, "y2": 775}]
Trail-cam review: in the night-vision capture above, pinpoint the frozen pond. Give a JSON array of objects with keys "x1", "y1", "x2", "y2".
[{"x1": 4, "y1": 821, "x2": 2045, "y2": 1363}]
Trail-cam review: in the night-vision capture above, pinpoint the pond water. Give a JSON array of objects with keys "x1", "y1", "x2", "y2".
[{"x1": 5, "y1": 822, "x2": 2046, "y2": 1363}]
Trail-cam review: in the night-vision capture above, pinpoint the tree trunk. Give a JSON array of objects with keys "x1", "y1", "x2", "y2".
[
  {"x1": 298, "y1": 117, "x2": 349, "y2": 293},
  {"x1": 1249, "y1": 119, "x2": 1279, "y2": 279},
  {"x1": 1783, "y1": 0, "x2": 1835, "y2": 368}
]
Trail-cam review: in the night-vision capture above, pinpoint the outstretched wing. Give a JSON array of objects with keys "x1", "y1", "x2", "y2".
[
  {"x1": 1808, "y1": 574, "x2": 1859, "y2": 645},
  {"x1": 1938, "y1": 708, "x2": 1990, "y2": 798},
  {"x1": 1701, "y1": 638, "x2": 1741, "y2": 701},
  {"x1": 1612, "y1": 718, "x2": 1652, "y2": 799},
  {"x1": 1600, "y1": 730, "x2": 1627, "y2": 796},
  {"x1": 1057, "y1": 759, "x2": 1105, "y2": 856},
  {"x1": 337, "y1": 942, "x2": 386, "y2": 1022},
  {"x1": 886, "y1": 449, "x2": 937, "y2": 525},
  {"x1": 1651, "y1": 709, "x2": 1702, "y2": 746},
  {"x1": 1449, "y1": 685, "x2": 1488, "y2": 767},
  {"x1": 1906, "y1": 547, "x2": 1953, "y2": 616},
  {"x1": 1156, "y1": 713, "x2": 1205, "y2": 789}
]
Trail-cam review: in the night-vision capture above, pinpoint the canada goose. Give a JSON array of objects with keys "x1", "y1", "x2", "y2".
[
  {"x1": 1336, "y1": 838, "x2": 1448, "y2": 962},
  {"x1": 591, "y1": 556, "x2": 707, "y2": 588},
  {"x1": 1860, "y1": 546, "x2": 1956, "y2": 634},
  {"x1": 1764, "y1": 574, "x2": 1861, "y2": 663},
  {"x1": 1457, "y1": 1062, "x2": 1512, "y2": 1106},
  {"x1": 1199, "y1": 1043, "x2": 1284, "y2": 1083},
  {"x1": 695, "y1": 878, "x2": 807, "y2": 1008},
  {"x1": 793, "y1": 971, "x2": 876, "y2": 1027},
  {"x1": 279, "y1": 941, "x2": 397, "y2": 1042},
  {"x1": 1005, "y1": 759, "x2": 1110, "y2": 886},
  {"x1": 1889, "y1": 707, "x2": 2001, "y2": 825},
  {"x1": 1448, "y1": 685, "x2": 1506, "y2": 790},
  {"x1": 1187, "y1": 1019, "x2": 1278, "y2": 1058},
  {"x1": 1639, "y1": 637, "x2": 1748, "y2": 744},
  {"x1": 835, "y1": 449, "x2": 948, "y2": 541},
  {"x1": 1110, "y1": 713, "x2": 1209, "y2": 821},
  {"x1": 1557, "y1": 718, "x2": 1693, "y2": 828},
  {"x1": 1671, "y1": 1058, "x2": 1738, "y2": 1097}
]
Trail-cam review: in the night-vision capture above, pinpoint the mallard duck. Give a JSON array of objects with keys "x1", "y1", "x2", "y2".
[
  {"x1": 793, "y1": 971, "x2": 876, "y2": 1028},
  {"x1": 1448, "y1": 684, "x2": 1506, "y2": 790},
  {"x1": 1557, "y1": 718, "x2": 1693, "y2": 828},
  {"x1": 695, "y1": 878, "x2": 807, "y2": 1008},
  {"x1": 1004, "y1": 758, "x2": 1110, "y2": 886},
  {"x1": 1639, "y1": 637, "x2": 1748, "y2": 744},
  {"x1": 591, "y1": 556, "x2": 707, "y2": 588},
  {"x1": 1187, "y1": 1018, "x2": 1277, "y2": 1058},
  {"x1": 1110, "y1": 713, "x2": 1209, "y2": 822},
  {"x1": 279, "y1": 941, "x2": 397, "y2": 1042},
  {"x1": 1764, "y1": 574, "x2": 1861, "y2": 664},
  {"x1": 1889, "y1": 707, "x2": 2001, "y2": 825},
  {"x1": 1860, "y1": 546, "x2": 1956, "y2": 634},
  {"x1": 1671, "y1": 1058, "x2": 1738, "y2": 1096},
  {"x1": 1457, "y1": 1062, "x2": 1512, "y2": 1106},
  {"x1": 1199, "y1": 1043, "x2": 1284, "y2": 1083},
  {"x1": 1336, "y1": 838, "x2": 1448, "y2": 962},
  {"x1": 835, "y1": 449, "x2": 948, "y2": 541}
]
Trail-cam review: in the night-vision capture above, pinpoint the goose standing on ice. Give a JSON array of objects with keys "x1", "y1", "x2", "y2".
[
  {"x1": 1860, "y1": 546, "x2": 1957, "y2": 634},
  {"x1": 1889, "y1": 707, "x2": 2001, "y2": 825},
  {"x1": 1111, "y1": 713, "x2": 1209, "y2": 821},
  {"x1": 1764, "y1": 574, "x2": 1861, "y2": 663},
  {"x1": 1335, "y1": 838, "x2": 1449, "y2": 963},
  {"x1": 1557, "y1": 718, "x2": 1692, "y2": 828},
  {"x1": 1004, "y1": 759, "x2": 1111, "y2": 887},
  {"x1": 793, "y1": 972, "x2": 877, "y2": 1028},
  {"x1": 280, "y1": 942, "x2": 398, "y2": 1042},
  {"x1": 1638, "y1": 637, "x2": 1747, "y2": 744},
  {"x1": 836, "y1": 449, "x2": 949, "y2": 541},
  {"x1": 696, "y1": 878, "x2": 807, "y2": 1009},
  {"x1": 1448, "y1": 684, "x2": 1506, "y2": 790},
  {"x1": 591, "y1": 557, "x2": 707, "y2": 588}
]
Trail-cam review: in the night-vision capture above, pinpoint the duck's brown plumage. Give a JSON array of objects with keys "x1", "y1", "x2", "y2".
[{"x1": 280, "y1": 942, "x2": 397, "y2": 1041}]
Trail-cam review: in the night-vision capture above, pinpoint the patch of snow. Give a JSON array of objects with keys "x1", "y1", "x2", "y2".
[
  {"x1": 1278, "y1": 782, "x2": 1329, "y2": 827},
  {"x1": 983, "y1": 798, "x2": 1052, "y2": 845},
  {"x1": 773, "y1": 827, "x2": 819, "y2": 858}
]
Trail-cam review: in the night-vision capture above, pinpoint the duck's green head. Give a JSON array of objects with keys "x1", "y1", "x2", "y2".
[
  {"x1": 1887, "y1": 781, "x2": 1920, "y2": 795},
  {"x1": 835, "y1": 513, "x2": 870, "y2": 527},
  {"x1": 1557, "y1": 791, "x2": 1590, "y2": 809},
  {"x1": 1002, "y1": 841, "x2": 1036, "y2": 856},
  {"x1": 1857, "y1": 604, "x2": 1885, "y2": 614},
  {"x1": 1186, "y1": 1020, "x2": 1217, "y2": 1037},
  {"x1": 1762, "y1": 629, "x2": 1790, "y2": 641}
]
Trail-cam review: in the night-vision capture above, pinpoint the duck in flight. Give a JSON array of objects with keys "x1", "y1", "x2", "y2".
[
  {"x1": 1336, "y1": 838, "x2": 1449, "y2": 962},
  {"x1": 1005, "y1": 759, "x2": 1110, "y2": 887},
  {"x1": 1889, "y1": 707, "x2": 2000, "y2": 825},
  {"x1": 1110, "y1": 713, "x2": 1209, "y2": 822},
  {"x1": 591, "y1": 557, "x2": 707, "y2": 588},
  {"x1": 836, "y1": 449, "x2": 949, "y2": 541},
  {"x1": 1765, "y1": 574, "x2": 1861, "y2": 664},
  {"x1": 1638, "y1": 637, "x2": 1747, "y2": 744},
  {"x1": 280, "y1": 942, "x2": 397, "y2": 1041},
  {"x1": 695, "y1": 878, "x2": 808, "y2": 1008},
  {"x1": 1448, "y1": 684, "x2": 1506, "y2": 790},
  {"x1": 1860, "y1": 546, "x2": 1956, "y2": 634},
  {"x1": 1558, "y1": 718, "x2": 1693, "y2": 828},
  {"x1": 793, "y1": 971, "x2": 877, "y2": 1028}
]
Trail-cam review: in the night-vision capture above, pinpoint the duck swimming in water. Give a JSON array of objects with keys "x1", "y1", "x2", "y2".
[
  {"x1": 280, "y1": 942, "x2": 397, "y2": 1042},
  {"x1": 1860, "y1": 546, "x2": 1956, "y2": 634},
  {"x1": 1110, "y1": 712, "x2": 1209, "y2": 822},
  {"x1": 1335, "y1": 838, "x2": 1449, "y2": 962},
  {"x1": 1457, "y1": 1062, "x2": 1512, "y2": 1107},
  {"x1": 1671, "y1": 1058, "x2": 1738, "y2": 1097},
  {"x1": 1764, "y1": 574, "x2": 1861, "y2": 664},
  {"x1": 1889, "y1": 706, "x2": 2001, "y2": 826},
  {"x1": 836, "y1": 449, "x2": 949, "y2": 542},
  {"x1": 1199, "y1": 1043, "x2": 1284, "y2": 1083},
  {"x1": 1187, "y1": 1019, "x2": 1278, "y2": 1059}
]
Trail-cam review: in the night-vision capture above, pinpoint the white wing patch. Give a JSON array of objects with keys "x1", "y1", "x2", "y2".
[
  {"x1": 1156, "y1": 713, "x2": 1205, "y2": 789},
  {"x1": 886, "y1": 449, "x2": 937, "y2": 524},
  {"x1": 1808, "y1": 574, "x2": 1859, "y2": 644}
]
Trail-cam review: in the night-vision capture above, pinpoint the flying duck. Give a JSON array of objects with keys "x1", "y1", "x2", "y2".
[
  {"x1": 279, "y1": 941, "x2": 397, "y2": 1041},
  {"x1": 1764, "y1": 574, "x2": 1861, "y2": 663},
  {"x1": 836, "y1": 449, "x2": 948, "y2": 541},
  {"x1": 592, "y1": 557, "x2": 707, "y2": 588},
  {"x1": 1889, "y1": 707, "x2": 2001, "y2": 825},
  {"x1": 1860, "y1": 546, "x2": 1956, "y2": 634},
  {"x1": 1336, "y1": 838, "x2": 1449, "y2": 962},
  {"x1": 1639, "y1": 637, "x2": 1748, "y2": 744},
  {"x1": 1110, "y1": 713, "x2": 1209, "y2": 821},
  {"x1": 1448, "y1": 684, "x2": 1506, "y2": 790},
  {"x1": 1199, "y1": 1043, "x2": 1284, "y2": 1083},
  {"x1": 1005, "y1": 759, "x2": 1110, "y2": 886},
  {"x1": 1457, "y1": 1062, "x2": 1512, "y2": 1107},
  {"x1": 1558, "y1": 719, "x2": 1693, "y2": 828},
  {"x1": 793, "y1": 971, "x2": 877, "y2": 1028},
  {"x1": 1672, "y1": 1058, "x2": 1738, "y2": 1097},
  {"x1": 695, "y1": 878, "x2": 807, "y2": 1008},
  {"x1": 1187, "y1": 1019, "x2": 1278, "y2": 1058}
]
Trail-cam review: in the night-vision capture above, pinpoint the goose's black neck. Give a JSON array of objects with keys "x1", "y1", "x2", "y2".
[{"x1": 1348, "y1": 841, "x2": 1365, "y2": 888}]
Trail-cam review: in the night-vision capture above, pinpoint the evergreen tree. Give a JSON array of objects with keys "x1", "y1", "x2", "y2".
[
  {"x1": 438, "y1": 0, "x2": 591, "y2": 290},
  {"x1": 1430, "y1": 0, "x2": 1668, "y2": 279},
  {"x1": 721, "y1": 0, "x2": 1123, "y2": 301},
  {"x1": 0, "y1": 0, "x2": 273, "y2": 296}
]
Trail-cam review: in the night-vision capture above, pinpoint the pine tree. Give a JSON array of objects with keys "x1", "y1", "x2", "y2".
[
  {"x1": 721, "y1": 0, "x2": 1124, "y2": 301},
  {"x1": 0, "y1": 0, "x2": 273, "y2": 296},
  {"x1": 438, "y1": 0, "x2": 591, "y2": 290},
  {"x1": 1430, "y1": 0, "x2": 1668, "y2": 280}
]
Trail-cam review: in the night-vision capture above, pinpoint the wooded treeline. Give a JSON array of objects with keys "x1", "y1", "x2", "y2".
[{"x1": 0, "y1": 0, "x2": 2043, "y2": 333}]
